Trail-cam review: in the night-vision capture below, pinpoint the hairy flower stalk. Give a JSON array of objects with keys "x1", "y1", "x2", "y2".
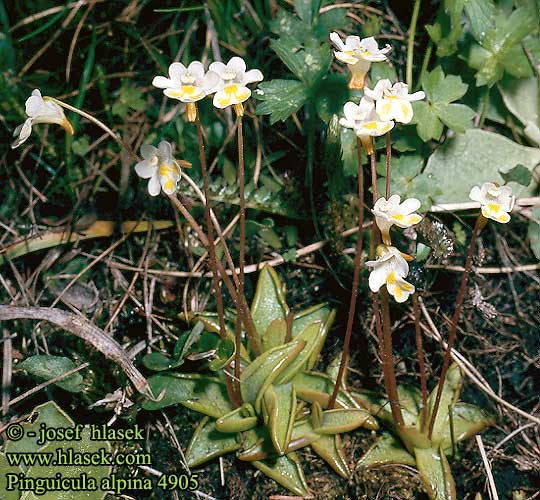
[
  {"x1": 428, "y1": 181, "x2": 514, "y2": 436},
  {"x1": 413, "y1": 293, "x2": 429, "y2": 429},
  {"x1": 368, "y1": 151, "x2": 405, "y2": 428},
  {"x1": 194, "y1": 115, "x2": 242, "y2": 407},
  {"x1": 329, "y1": 139, "x2": 365, "y2": 409},
  {"x1": 427, "y1": 214, "x2": 486, "y2": 437}
]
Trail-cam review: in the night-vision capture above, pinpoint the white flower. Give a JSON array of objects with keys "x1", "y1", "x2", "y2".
[
  {"x1": 469, "y1": 182, "x2": 515, "y2": 223},
  {"x1": 364, "y1": 79, "x2": 425, "y2": 124},
  {"x1": 329, "y1": 32, "x2": 391, "y2": 89},
  {"x1": 372, "y1": 195, "x2": 423, "y2": 245},
  {"x1": 12, "y1": 89, "x2": 73, "y2": 149},
  {"x1": 152, "y1": 61, "x2": 219, "y2": 103},
  {"x1": 209, "y1": 57, "x2": 263, "y2": 109},
  {"x1": 365, "y1": 245, "x2": 415, "y2": 303},
  {"x1": 135, "y1": 141, "x2": 181, "y2": 196},
  {"x1": 339, "y1": 98, "x2": 394, "y2": 154}
]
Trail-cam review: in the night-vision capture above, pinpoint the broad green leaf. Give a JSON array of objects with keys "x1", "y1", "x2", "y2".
[
  {"x1": 427, "y1": 364, "x2": 463, "y2": 444},
  {"x1": 263, "y1": 383, "x2": 296, "y2": 455},
  {"x1": 5, "y1": 401, "x2": 73, "y2": 456},
  {"x1": 499, "y1": 76, "x2": 540, "y2": 146},
  {"x1": 293, "y1": 371, "x2": 361, "y2": 409},
  {"x1": 17, "y1": 355, "x2": 83, "y2": 393},
  {"x1": 292, "y1": 304, "x2": 335, "y2": 369},
  {"x1": 262, "y1": 318, "x2": 287, "y2": 352},
  {"x1": 528, "y1": 207, "x2": 540, "y2": 260},
  {"x1": 426, "y1": 0, "x2": 466, "y2": 56},
  {"x1": 441, "y1": 403, "x2": 495, "y2": 454},
  {"x1": 413, "y1": 101, "x2": 445, "y2": 141},
  {"x1": 314, "y1": 73, "x2": 349, "y2": 122},
  {"x1": 185, "y1": 417, "x2": 240, "y2": 468},
  {"x1": 376, "y1": 154, "x2": 441, "y2": 209},
  {"x1": 311, "y1": 434, "x2": 350, "y2": 479},
  {"x1": 269, "y1": 10, "x2": 304, "y2": 39},
  {"x1": 143, "y1": 373, "x2": 231, "y2": 417},
  {"x1": 437, "y1": 104, "x2": 476, "y2": 133},
  {"x1": 253, "y1": 452, "x2": 312, "y2": 498},
  {"x1": 142, "y1": 352, "x2": 183, "y2": 371},
  {"x1": 240, "y1": 340, "x2": 304, "y2": 413},
  {"x1": 24, "y1": 426, "x2": 111, "y2": 500},
  {"x1": 0, "y1": 453, "x2": 23, "y2": 500},
  {"x1": 208, "y1": 337, "x2": 236, "y2": 371},
  {"x1": 414, "y1": 446, "x2": 457, "y2": 500},
  {"x1": 314, "y1": 9, "x2": 347, "y2": 41},
  {"x1": 464, "y1": 0, "x2": 496, "y2": 42},
  {"x1": 216, "y1": 404, "x2": 258, "y2": 433},
  {"x1": 313, "y1": 408, "x2": 378, "y2": 434},
  {"x1": 500, "y1": 164, "x2": 533, "y2": 187},
  {"x1": 357, "y1": 432, "x2": 416, "y2": 468},
  {"x1": 423, "y1": 129, "x2": 540, "y2": 204},
  {"x1": 250, "y1": 265, "x2": 290, "y2": 339},
  {"x1": 237, "y1": 428, "x2": 275, "y2": 462},
  {"x1": 256, "y1": 79, "x2": 309, "y2": 124},
  {"x1": 294, "y1": 0, "x2": 322, "y2": 25},
  {"x1": 288, "y1": 419, "x2": 320, "y2": 451},
  {"x1": 422, "y1": 67, "x2": 468, "y2": 104},
  {"x1": 275, "y1": 322, "x2": 323, "y2": 384}
]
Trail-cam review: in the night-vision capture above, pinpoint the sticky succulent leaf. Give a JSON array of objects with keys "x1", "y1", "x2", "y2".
[
  {"x1": 427, "y1": 364, "x2": 463, "y2": 444},
  {"x1": 288, "y1": 419, "x2": 320, "y2": 452},
  {"x1": 5, "y1": 401, "x2": 73, "y2": 455},
  {"x1": 414, "y1": 446, "x2": 457, "y2": 500},
  {"x1": 240, "y1": 340, "x2": 304, "y2": 413},
  {"x1": 311, "y1": 434, "x2": 350, "y2": 479},
  {"x1": 313, "y1": 408, "x2": 378, "y2": 434},
  {"x1": 208, "y1": 337, "x2": 236, "y2": 371},
  {"x1": 262, "y1": 318, "x2": 287, "y2": 351},
  {"x1": 142, "y1": 352, "x2": 184, "y2": 371},
  {"x1": 237, "y1": 429, "x2": 275, "y2": 462},
  {"x1": 441, "y1": 403, "x2": 495, "y2": 454},
  {"x1": 24, "y1": 426, "x2": 112, "y2": 500},
  {"x1": 263, "y1": 383, "x2": 296, "y2": 455},
  {"x1": 252, "y1": 452, "x2": 312, "y2": 498},
  {"x1": 292, "y1": 304, "x2": 335, "y2": 369},
  {"x1": 183, "y1": 376, "x2": 233, "y2": 418},
  {"x1": 397, "y1": 425, "x2": 432, "y2": 452},
  {"x1": 143, "y1": 373, "x2": 231, "y2": 417},
  {"x1": 17, "y1": 355, "x2": 84, "y2": 393},
  {"x1": 215, "y1": 404, "x2": 258, "y2": 433},
  {"x1": 293, "y1": 371, "x2": 360, "y2": 409},
  {"x1": 186, "y1": 417, "x2": 240, "y2": 467},
  {"x1": 250, "y1": 265, "x2": 290, "y2": 339},
  {"x1": 357, "y1": 432, "x2": 416, "y2": 468},
  {"x1": 0, "y1": 453, "x2": 23, "y2": 500},
  {"x1": 275, "y1": 322, "x2": 324, "y2": 384}
]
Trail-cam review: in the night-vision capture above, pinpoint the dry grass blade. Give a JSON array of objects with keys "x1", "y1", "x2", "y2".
[{"x1": 0, "y1": 305, "x2": 152, "y2": 398}]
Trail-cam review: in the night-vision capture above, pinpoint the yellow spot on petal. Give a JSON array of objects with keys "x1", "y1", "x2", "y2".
[
  {"x1": 487, "y1": 202, "x2": 501, "y2": 213},
  {"x1": 391, "y1": 214, "x2": 405, "y2": 222},
  {"x1": 386, "y1": 272, "x2": 396, "y2": 284},
  {"x1": 363, "y1": 121, "x2": 379, "y2": 130}
]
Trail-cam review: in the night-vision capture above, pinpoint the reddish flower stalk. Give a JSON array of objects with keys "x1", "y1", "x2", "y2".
[
  {"x1": 428, "y1": 214, "x2": 486, "y2": 438},
  {"x1": 413, "y1": 293, "x2": 428, "y2": 429},
  {"x1": 329, "y1": 139, "x2": 365, "y2": 409}
]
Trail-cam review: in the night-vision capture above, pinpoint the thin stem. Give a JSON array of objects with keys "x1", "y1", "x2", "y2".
[
  {"x1": 167, "y1": 195, "x2": 263, "y2": 355},
  {"x1": 379, "y1": 288, "x2": 405, "y2": 427},
  {"x1": 49, "y1": 97, "x2": 139, "y2": 161},
  {"x1": 406, "y1": 0, "x2": 422, "y2": 89},
  {"x1": 235, "y1": 115, "x2": 246, "y2": 388},
  {"x1": 195, "y1": 117, "x2": 241, "y2": 408},
  {"x1": 329, "y1": 141, "x2": 364, "y2": 409},
  {"x1": 385, "y1": 132, "x2": 392, "y2": 199},
  {"x1": 428, "y1": 214, "x2": 486, "y2": 438},
  {"x1": 369, "y1": 149, "x2": 404, "y2": 427},
  {"x1": 413, "y1": 293, "x2": 428, "y2": 429}
]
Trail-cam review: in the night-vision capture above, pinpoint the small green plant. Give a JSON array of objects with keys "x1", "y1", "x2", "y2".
[
  {"x1": 142, "y1": 265, "x2": 377, "y2": 497},
  {"x1": 356, "y1": 364, "x2": 494, "y2": 500}
]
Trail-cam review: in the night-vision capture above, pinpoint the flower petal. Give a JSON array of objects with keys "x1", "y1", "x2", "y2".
[
  {"x1": 135, "y1": 159, "x2": 156, "y2": 179},
  {"x1": 398, "y1": 197, "x2": 421, "y2": 214},
  {"x1": 329, "y1": 32, "x2": 345, "y2": 51},
  {"x1": 152, "y1": 76, "x2": 174, "y2": 89},
  {"x1": 228, "y1": 56, "x2": 246, "y2": 75},
  {"x1": 25, "y1": 90, "x2": 44, "y2": 117},
  {"x1": 208, "y1": 61, "x2": 227, "y2": 77},
  {"x1": 158, "y1": 141, "x2": 172, "y2": 161},
  {"x1": 243, "y1": 68, "x2": 264, "y2": 85},
  {"x1": 368, "y1": 264, "x2": 388, "y2": 293},
  {"x1": 11, "y1": 119, "x2": 33, "y2": 148},
  {"x1": 468, "y1": 185, "x2": 482, "y2": 202},
  {"x1": 202, "y1": 71, "x2": 220, "y2": 93},
  {"x1": 334, "y1": 51, "x2": 359, "y2": 65},
  {"x1": 140, "y1": 144, "x2": 159, "y2": 160},
  {"x1": 147, "y1": 174, "x2": 161, "y2": 196},
  {"x1": 168, "y1": 62, "x2": 187, "y2": 82},
  {"x1": 187, "y1": 61, "x2": 205, "y2": 81}
]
